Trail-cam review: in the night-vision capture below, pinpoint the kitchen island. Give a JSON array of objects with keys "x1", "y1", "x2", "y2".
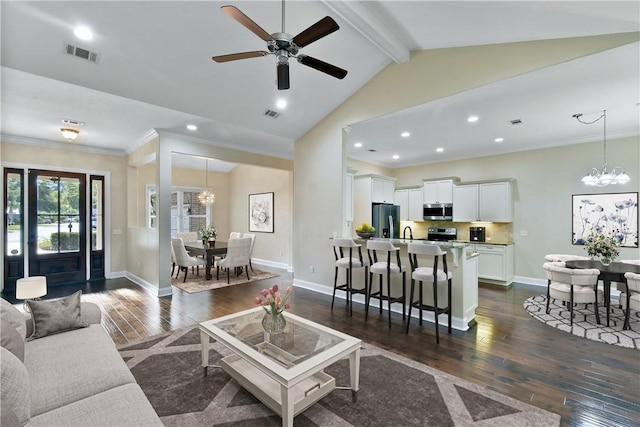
[{"x1": 351, "y1": 238, "x2": 478, "y2": 331}]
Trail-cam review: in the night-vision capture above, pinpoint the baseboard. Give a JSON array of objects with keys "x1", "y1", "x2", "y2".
[
  {"x1": 513, "y1": 276, "x2": 547, "y2": 288},
  {"x1": 106, "y1": 271, "x2": 126, "y2": 279},
  {"x1": 292, "y1": 278, "x2": 472, "y2": 331},
  {"x1": 125, "y1": 272, "x2": 172, "y2": 297},
  {"x1": 252, "y1": 258, "x2": 292, "y2": 273}
]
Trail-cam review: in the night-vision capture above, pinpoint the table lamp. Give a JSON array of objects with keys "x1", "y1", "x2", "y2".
[{"x1": 16, "y1": 276, "x2": 47, "y2": 311}]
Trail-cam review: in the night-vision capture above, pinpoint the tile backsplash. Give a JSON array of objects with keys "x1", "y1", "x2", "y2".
[{"x1": 399, "y1": 220, "x2": 513, "y2": 243}]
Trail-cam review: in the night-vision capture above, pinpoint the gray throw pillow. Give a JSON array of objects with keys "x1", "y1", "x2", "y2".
[
  {"x1": 26, "y1": 290, "x2": 89, "y2": 341},
  {"x1": 1, "y1": 298, "x2": 26, "y2": 339},
  {"x1": 1, "y1": 321, "x2": 25, "y2": 362}
]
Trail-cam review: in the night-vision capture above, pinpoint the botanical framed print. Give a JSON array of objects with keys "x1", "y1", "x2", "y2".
[
  {"x1": 249, "y1": 192, "x2": 274, "y2": 233},
  {"x1": 572, "y1": 192, "x2": 638, "y2": 248}
]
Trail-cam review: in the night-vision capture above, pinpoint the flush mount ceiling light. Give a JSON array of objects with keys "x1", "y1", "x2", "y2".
[
  {"x1": 574, "y1": 109, "x2": 630, "y2": 186},
  {"x1": 495, "y1": 137, "x2": 504, "y2": 143},
  {"x1": 74, "y1": 25, "x2": 93, "y2": 41},
  {"x1": 60, "y1": 128, "x2": 79, "y2": 140},
  {"x1": 186, "y1": 124, "x2": 198, "y2": 131},
  {"x1": 436, "y1": 147, "x2": 444, "y2": 152},
  {"x1": 401, "y1": 131, "x2": 410, "y2": 138},
  {"x1": 198, "y1": 159, "x2": 216, "y2": 205},
  {"x1": 354, "y1": 142, "x2": 362, "y2": 148},
  {"x1": 392, "y1": 154, "x2": 399, "y2": 159},
  {"x1": 467, "y1": 115, "x2": 479, "y2": 123}
]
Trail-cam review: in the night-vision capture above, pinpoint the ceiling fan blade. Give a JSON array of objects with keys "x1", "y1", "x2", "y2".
[
  {"x1": 292, "y1": 16, "x2": 339, "y2": 48},
  {"x1": 277, "y1": 62, "x2": 290, "y2": 90},
  {"x1": 212, "y1": 51, "x2": 268, "y2": 63},
  {"x1": 221, "y1": 5, "x2": 273, "y2": 42},
  {"x1": 297, "y1": 55, "x2": 347, "y2": 80}
]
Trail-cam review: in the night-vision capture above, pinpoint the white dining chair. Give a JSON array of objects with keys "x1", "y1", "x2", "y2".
[
  {"x1": 217, "y1": 237, "x2": 252, "y2": 284},
  {"x1": 621, "y1": 272, "x2": 640, "y2": 330},
  {"x1": 242, "y1": 233, "x2": 256, "y2": 271},
  {"x1": 229, "y1": 232, "x2": 242, "y2": 239},
  {"x1": 172, "y1": 238, "x2": 207, "y2": 283}
]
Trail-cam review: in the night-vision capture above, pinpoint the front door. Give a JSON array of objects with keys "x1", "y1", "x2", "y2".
[{"x1": 28, "y1": 170, "x2": 87, "y2": 285}]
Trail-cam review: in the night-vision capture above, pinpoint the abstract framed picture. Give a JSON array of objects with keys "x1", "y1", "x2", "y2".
[
  {"x1": 572, "y1": 192, "x2": 638, "y2": 248},
  {"x1": 249, "y1": 192, "x2": 274, "y2": 233}
]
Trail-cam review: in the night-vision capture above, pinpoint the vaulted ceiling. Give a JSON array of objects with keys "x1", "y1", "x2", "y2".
[{"x1": 1, "y1": 1, "x2": 639, "y2": 169}]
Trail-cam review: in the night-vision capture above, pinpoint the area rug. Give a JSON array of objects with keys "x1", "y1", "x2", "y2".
[
  {"x1": 118, "y1": 326, "x2": 560, "y2": 426},
  {"x1": 171, "y1": 269, "x2": 278, "y2": 293},
  {"x1": 523, "y1": 295, "x2": 640, "y2": 350}
]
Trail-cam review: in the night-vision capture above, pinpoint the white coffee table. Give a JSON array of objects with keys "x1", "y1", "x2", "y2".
[{"x1": 200, "y1": 307, "x2": 361, "y2": 427}]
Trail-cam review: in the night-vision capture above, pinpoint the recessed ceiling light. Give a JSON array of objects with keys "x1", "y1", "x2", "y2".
[
  {"x1": 495, "y1": 137, "x2": 504, "y2": 143},
  {"x1": 392, "y1": 154, "x2": 399, "y2": 159},
  {"x1": 436, "y1": 147, "x2": 444, "y2": 153},
  {"x1": 401, "y1": 131, "x2": 410, "y2": 138},
  {"x1": 74, "y1": 26, "x2": 93, "y2": 41},
  {"x1": 187, "y1": 124, "x2": 198, "y2": 131},
  {"x1": 467, "y1": 116, "x2": 479, "y2": 123},
  {"x1": 276, "y1": 99, "x2": 287, "y2": 109},
  {"x1": 354, "y1": 142, "x2": 362, "y2": 148}
]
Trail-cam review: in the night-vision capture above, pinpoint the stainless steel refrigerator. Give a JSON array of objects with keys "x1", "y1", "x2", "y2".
[{"x1": 372, "y1": 203, "x2": 400, "y2": 239}]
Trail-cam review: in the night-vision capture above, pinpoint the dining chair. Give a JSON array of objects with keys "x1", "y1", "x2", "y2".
[
  {"x1": 177, "y1": 231, "x2": 199, "y2": 243},
  {"x1": 621, "y1": 272, "x2": 640, "y2": 330},
  {"x1": 332, "y1": 238, "x2": 368, "y2": 316},
  {"x1": 229, "y1": 232, "x2": 242, "y2": 239},
  {"x1": 171, "y1": 238, "x2": 207, "y2": 282},
  {"x1": 366, "y1": 240, "x2": 406, "y2": 328},
  {"x1": 242, "y1": 233, "x2": 256, "y2": 271},
  {"x1": 217, "y1": 237, "x2": 251, "y2": 284},
  {"x1": 544, "y1": 254, "x2": 591, "y2": 262},
  {"x1": 170, "y1": 242, "x2": 177, "y2": 277},
  {"x1": 405, "y1": 243, "x2": 452, "y2": 343},
  {"x1": 543, "y1": 262, "x2": 601, "y2": 326}
]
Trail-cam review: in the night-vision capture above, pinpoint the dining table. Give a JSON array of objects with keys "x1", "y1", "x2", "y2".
[
  {"x1": 565, "y1": 260, "x2": 640, "y2": 327},
  {"x1": 184, "y1": 241, "x2": 228, "y2": 280}
]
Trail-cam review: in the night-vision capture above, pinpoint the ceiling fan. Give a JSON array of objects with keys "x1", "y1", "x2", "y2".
[{"x1": 212, "y1": 1, "x2": 348, "y2": 90}]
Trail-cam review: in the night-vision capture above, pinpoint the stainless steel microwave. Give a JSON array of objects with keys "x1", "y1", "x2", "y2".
[{"x1": 423, "y1": 203, "x2": 453, "y2": 220}]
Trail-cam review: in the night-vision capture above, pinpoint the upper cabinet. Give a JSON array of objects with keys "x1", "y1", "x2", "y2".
[
  {"x1": 452, "y1": 180, "x2": 513, "y2": 222},
  {"x1": 370, "y1": 176, "x2": 396, "y2": 203},
  {"x1": 395, "y1": 188, "x2": 424, "y2": 222},
  {"x1": 423, "y1": 179, "x2": 456, "y2": 204}
]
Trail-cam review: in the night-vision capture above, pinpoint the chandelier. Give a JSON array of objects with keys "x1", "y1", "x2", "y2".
[
  {"x1": 198, "y1": 159, "x2": 216, "y2": 205},
  {"x1": 574, "y1": 109, "x2": 630, "y2": 187}
]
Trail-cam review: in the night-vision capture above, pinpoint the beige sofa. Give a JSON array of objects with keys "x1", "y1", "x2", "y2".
[{"x1": 1, "y1": 297, "x2": 162, "y2": 426}]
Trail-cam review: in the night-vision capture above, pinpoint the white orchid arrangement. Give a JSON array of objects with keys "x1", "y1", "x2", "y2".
[{"x1": 200, "y1": 225, "x2": 217, "y2": 240}]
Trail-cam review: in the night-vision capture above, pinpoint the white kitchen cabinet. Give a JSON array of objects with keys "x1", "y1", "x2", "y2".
[
  {"x1": 423, "y1": 179, "x2": 454, "y2": 204},
  {"x1": 408, "y1": 189, "x2": 424, "y2": 221},
  {"x1": 395, "y1": 189, "x2": 409, "y2": 220},
  {"x1": 371, "y1": 177, "x2": 395, "y2": 203},
  {"x1": 343, "y1": 172, "x2": 354, "y2": 236},
  {"x1": 452, "y1": 180, "x2": 513, "y2": 222},
  {"x1": 452, "y1": 184, "x2": 479, "y2": 222},
  {"x1": 475, "y1": 244, "x2": 514, "y2": 285},
  {"x1": 395, "y1": 188, "x2": 423, "y2": 222}
]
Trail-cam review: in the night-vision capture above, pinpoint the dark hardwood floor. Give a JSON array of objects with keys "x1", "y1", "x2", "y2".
[{"x1": 6, "y1": 267, "x2": 639, "y2": 426}]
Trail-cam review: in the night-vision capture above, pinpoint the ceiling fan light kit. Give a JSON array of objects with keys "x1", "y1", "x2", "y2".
[
  {"x1": 60, "y1": 128, "x2": 80, "y2": 140},
  {"x1": 574, "y1": 109, "x2": 630, "y2": 187},
  {"x1": 212, "y1": 1, "x2": 347, "y2": 90}
]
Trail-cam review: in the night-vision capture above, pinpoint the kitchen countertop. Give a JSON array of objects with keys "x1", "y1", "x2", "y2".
[
  {"x1": 355, "y1": 237, "x2": 472, "y2": 249},
  {"x1": 454, "y1": 240, "x2": 514, "y2": 245}
]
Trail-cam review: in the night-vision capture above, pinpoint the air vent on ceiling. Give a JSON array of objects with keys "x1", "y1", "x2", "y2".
[
  {"x1": 509, "y1": 119, "x2": 523, "y2": 125},
  {"x1": 367, "y1": 149, "x2": 377, "y2": 152},
  {"x1": 65, "y1": 43, "x2": 99, "y2": 63},
  {"x1": 263, "y1": 109, "x2": 280, "y2": 118}
]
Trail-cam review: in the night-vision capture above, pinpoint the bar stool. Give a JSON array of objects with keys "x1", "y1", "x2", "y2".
[
  {"x1": 405, "y1": 243, "x2": 452, "y2": 343},
  {"x1": 332, "y1": 238, "x2": 368, "y2": 316},
  {"x1": 366, "y1": 240, "x2": 406, "y2": 328}
]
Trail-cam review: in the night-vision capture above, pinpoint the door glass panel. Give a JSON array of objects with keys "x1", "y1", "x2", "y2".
[
  {"x1": 91, "y1": 178, "x2": 103, "y2": 251},
  {"x1": 36, "y1": 175, "x2": 81, "y2": 254},
  {"x1": 6, "y1": 172, "x2": 22, "y2": 256}
]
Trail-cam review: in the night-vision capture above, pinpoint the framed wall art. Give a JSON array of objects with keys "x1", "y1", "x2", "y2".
[
  {"x1": 572, "y1": 192, "x2": 638, "y2": 248},
  {"x1": 249, "y1": 192, "x2": 274, "y2": 233}
]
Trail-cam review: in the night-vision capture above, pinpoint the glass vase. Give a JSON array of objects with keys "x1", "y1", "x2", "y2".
[
  {"x1": 262, "y1": 312, "x2": 286, "y2": 347},
  {"x1": 600, "y1": 256, "x2": 613, "y2": 266}
]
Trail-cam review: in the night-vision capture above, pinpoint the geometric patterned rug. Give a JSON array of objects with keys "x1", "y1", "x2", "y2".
[
  {"x1": 523, "y1": 295, "x2": 640, "y2": 350},
  {"x1": 118, "y1": 325, "x2": 560, "y2": 426},
  {"x1": 171, "y1": 270, "x2": 278, "y2": 293}
]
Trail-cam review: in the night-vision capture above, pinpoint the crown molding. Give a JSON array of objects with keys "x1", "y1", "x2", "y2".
[
  {"x1": 126, "y1": 129, "x2": 160, "y2": 154},
  {"x1": 1, "y1": 133, "x2": 126, "y2": 156}
]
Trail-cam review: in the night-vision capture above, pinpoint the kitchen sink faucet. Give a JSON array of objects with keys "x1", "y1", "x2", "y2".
[{"x1": 403, "y1": 226, "x2": 413, "y2": 240}]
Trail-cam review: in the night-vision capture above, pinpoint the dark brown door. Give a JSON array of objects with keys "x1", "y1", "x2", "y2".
[{"x1": 28, "y1": 170, "x2": 87, "y2": 285}]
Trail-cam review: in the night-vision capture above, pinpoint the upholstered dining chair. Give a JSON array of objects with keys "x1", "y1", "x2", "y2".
[
  {"x1": 332, "y1": 238, "x2": 368, "y2": 316},
  {"x1": 366, "y1": 240, "x2": 406, "y2": 328},
  {"x1": 217, "y1": 237, "x2": 252, "y2": 284},
  {"x1": 171, "y1": 238, "x2": 207, "y2": 282},
  {"x1": 405, "y1": 243, "x2": 452, "y2": 343},
  {"x1": 621, "y1": 272, "x2": 640, "y2": 330},
  {"x1": 543, "y1": 262, "x2": 602, "y2": 326},
  {"x1": 242, "y1": 233, "x2": 256, "y2": 271},
  {"x1": 620, "y1": 259, "x2": 640, "y2": 266},
  {"x1": 177, "y1": 231, "x2": 199, "y2": 243},
  {"x1": 229, "y1": 232, "x2": 242, "y2": 239},
  {"x1": 170, "y1": 242, "x2": 177, "y2": 277},
  {"x1": 544, "y1": 254, "x2": 591, "y2": 262}
]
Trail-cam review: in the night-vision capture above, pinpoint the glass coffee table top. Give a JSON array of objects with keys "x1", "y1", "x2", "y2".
[{"x1": 206, "y1": 307, "x2": 347, "y2": 369}]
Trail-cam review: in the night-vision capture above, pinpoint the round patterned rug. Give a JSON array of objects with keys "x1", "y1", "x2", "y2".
[{"x1": 523, "y1": 295, "x2": 640, "y2": 350}]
